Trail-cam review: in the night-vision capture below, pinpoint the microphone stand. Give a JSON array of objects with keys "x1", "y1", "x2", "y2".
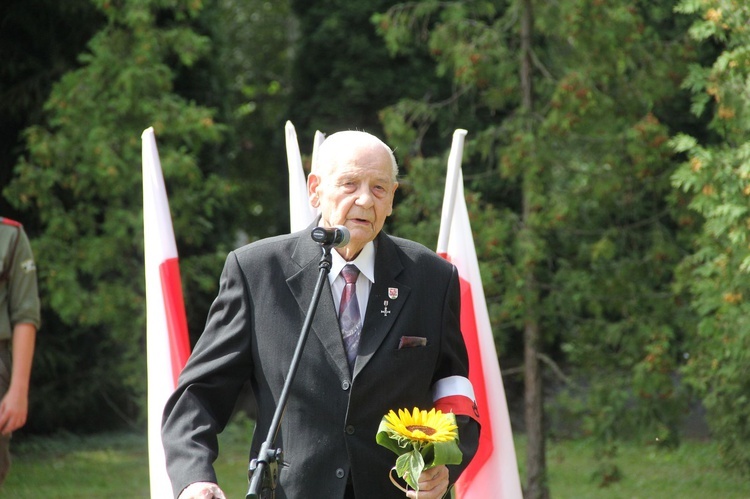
[{"x1": 246, "y1": 243, "x2": 334, "y2": 499}]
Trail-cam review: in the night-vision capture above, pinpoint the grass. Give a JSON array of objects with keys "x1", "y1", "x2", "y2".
[
  {"x1": 3, "y1": 432, "x2": 150, "y2": 497},
  {"x1": 518, "y1": 436, "x2": 750, "y2": 499},
  {"x1": 3, "y1": 417, "x2": 749, "y2": 498}
]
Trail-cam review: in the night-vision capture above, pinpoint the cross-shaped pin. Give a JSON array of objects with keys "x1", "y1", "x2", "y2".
[{"x1": 381, "y1": 300, "x2": 391, "y2": 316}]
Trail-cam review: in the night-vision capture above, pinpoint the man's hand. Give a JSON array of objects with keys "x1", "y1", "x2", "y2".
[
  {"x1": 178, "y1": 482, "x2": 227, "y2": 499},
  {"x1": 406, "y1": 465, "x2": 450, "y2": 499}
]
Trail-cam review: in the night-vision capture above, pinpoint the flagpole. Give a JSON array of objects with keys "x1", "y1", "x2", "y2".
[{"x1": 437, "y1": 129, "x2": 467, "y2": 254}]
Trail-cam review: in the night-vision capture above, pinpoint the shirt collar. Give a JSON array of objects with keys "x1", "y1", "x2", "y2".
[{"x1": 330, "y1": 241, "x2": 376, "y2": 283}]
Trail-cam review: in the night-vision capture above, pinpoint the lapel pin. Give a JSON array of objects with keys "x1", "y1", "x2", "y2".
[
  {"x1": 388, "y1": 287, "x2": 398, "y2": 300},
  {"x1": 381, "y1": 300, "x2": 391, "y2": 317}
]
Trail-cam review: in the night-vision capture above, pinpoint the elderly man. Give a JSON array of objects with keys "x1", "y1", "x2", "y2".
[{"x1": 162, "y1": 131, "x2": 480, "y2": 498}]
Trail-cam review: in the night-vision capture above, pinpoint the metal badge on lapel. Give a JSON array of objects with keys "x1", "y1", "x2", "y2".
[
  {"x1": 381, "y1": 300, "x2": 391, "y2": 317},
  {"x1": 388, "y1": 287, "x2": 398, "y2": 300}
]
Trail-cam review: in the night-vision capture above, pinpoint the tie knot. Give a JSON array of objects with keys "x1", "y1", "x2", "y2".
[{"x1": 341, "y1": 264, "x2": 359, "y2": 284}]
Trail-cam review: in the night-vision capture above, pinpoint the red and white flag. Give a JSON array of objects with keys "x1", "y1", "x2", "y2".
[
  {"x1": 286, "y1": 121, "x2": 319, "y2": 231},
  {"x1": 142, "y1": 127, "x2": 192, "y2": 498},
  {"x1": 437, "y1": 130, "x2": 523, "y2": 499}
]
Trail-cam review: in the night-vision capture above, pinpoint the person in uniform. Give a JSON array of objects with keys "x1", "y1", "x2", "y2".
[{"x1": 0, "y1": 217, "x2": 40, "y2": 486}]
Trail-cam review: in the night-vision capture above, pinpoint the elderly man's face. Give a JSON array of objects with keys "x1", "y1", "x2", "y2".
[{"x1": 308, "y1": 141, "x2": 398, "y2": 260}]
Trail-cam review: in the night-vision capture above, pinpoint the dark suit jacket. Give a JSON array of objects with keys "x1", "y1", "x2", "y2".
[{"x1": 162, "y1": 228, "x2": 480, "y2": 498}]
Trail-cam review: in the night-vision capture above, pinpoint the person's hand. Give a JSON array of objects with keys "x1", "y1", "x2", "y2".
[
  {"x1": 0, "y1": 388, "x2": 29, "y2": 435},
  {"x1": 178, "y1": 482, "x2": 227, "y2": 499},
  {"x1": 406, "y1": 465, "x2": 449, "y2": 499}
]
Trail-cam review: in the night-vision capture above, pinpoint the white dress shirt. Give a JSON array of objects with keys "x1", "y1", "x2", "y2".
[{"x1": 328, "y1": 242, "x2": 375, "y2": 325}]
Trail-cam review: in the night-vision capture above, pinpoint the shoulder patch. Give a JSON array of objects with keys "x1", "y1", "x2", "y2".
[
  {"x1": 21, "y1": 259, "x2": 36, "y2": 273},
  {"x1": 0, "y1": 217, "x2": 22, "y2": 228}
]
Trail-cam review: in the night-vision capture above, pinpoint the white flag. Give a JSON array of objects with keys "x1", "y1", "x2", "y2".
[
  {"x1": 142, "y1": 127, "x2": 191, "y2": 498},
  {"x1": 286, "y1": 121, "x2": 318, "y2": 231},
  {"x1": 437, "y1": 130, "x2": 523, "y2": 499}
]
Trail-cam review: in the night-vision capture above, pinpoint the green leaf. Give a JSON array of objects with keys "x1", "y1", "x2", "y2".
[
  {"x1": 430, "y1": 439, "x2": 463, "y2": 467},
  {"x1": 375, "y1": 418, "x2": 408, "y2": 456},
  {"x1": 669, "y1": 133, "x2": 698, "y2": 153},
  {"x1": 395, "y1": 449, "x2": 425, "y2": 492}
]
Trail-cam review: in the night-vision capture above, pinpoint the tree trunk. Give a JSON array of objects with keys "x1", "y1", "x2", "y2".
[
  {"x1": 520, "y1": 0, "x2": 549, "y2": 497},
  {"x1": 523, "y1": 316, "x2": 547, "y2": 499}
]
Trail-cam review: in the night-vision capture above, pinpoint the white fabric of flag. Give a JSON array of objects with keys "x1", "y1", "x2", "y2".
[{"x1": 286, "y1": 121, "x2": 318, "y2": 232}]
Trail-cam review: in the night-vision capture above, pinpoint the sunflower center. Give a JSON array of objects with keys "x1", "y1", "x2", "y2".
[{"x1": 406, "y1": 425, "x2": 437, "y2": 436}]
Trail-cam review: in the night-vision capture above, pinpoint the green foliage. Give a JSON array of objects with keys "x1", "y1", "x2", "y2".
[
  {"x1": 0, "y1": 0, "x2": 105, "y2": 220},
  {"x1": 189, "y1": 0, "x2": 294, "y2": 236},
  {"x1": 288, "y1": 0, "x2": 451, "y2": 145},
  {"x1": 3, "y1": 0, "x2": 236, "y2": 431},
  {"x1": 671, "y1": 0, "x2": 750, "y2": 474},
  {"x1": 376, "y1": 0, "x2": 699, "y2": 485}
]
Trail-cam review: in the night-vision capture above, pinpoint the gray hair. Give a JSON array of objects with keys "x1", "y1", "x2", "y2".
[{"x1": 313, "y1": 131, "x2": 399, "y2": 182}]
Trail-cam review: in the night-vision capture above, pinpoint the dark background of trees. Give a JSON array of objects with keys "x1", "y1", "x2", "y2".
[{"x1": 2, "y1": 0, "x2": 749, "y2": 492}]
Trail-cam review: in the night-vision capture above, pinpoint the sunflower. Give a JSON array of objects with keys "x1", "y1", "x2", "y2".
[
  {"x1": 376, "y1": 407, "x2": 462, "y2": 494},
  {"x1": 383, "y1": 407, "x2": 458, "y2": 445}
]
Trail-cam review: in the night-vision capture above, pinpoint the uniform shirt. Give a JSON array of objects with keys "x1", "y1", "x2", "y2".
[{"x1": 0, "y1": 219, "x2": 41, "y2": 340}]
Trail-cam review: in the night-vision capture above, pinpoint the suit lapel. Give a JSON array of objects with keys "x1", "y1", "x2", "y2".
[
  {"x1": 286, "y1": 231, "x2": 351, "y2": 380},
  {"x1": 285, "y1": 229, "x2": 411, "y2": 380},
  {"x1": 354, "y1": 233, "x2": 410, "y2": 378}
]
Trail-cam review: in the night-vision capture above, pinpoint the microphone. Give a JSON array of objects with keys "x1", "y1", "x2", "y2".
[{"x1": 311, "y1": 225, "x2": 350, "y2": 247}]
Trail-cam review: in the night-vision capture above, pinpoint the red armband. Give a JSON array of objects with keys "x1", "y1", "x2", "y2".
[{"x1": 432, "y1": 375, "x2": 480, "y2": 423}]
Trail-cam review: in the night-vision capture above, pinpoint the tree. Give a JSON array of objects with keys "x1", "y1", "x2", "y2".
[
  {"x1": 3, "y1": 0, "x2": 236, "y2": 432},
  {"x1": 375, "y1": 1, "x2": 697, "y2": 494},
  {"x1": 287, "y1": 0, "x2": 451, "y2": 148},
  {"x1": 671, "y1": 0, "x2": 750, "y2": 475},
  {"x1": 517, "y1": 2, "x2": 549, "y2": 495},
  {"x1": 188, "y1": 0, "x2": 296, "y2": 236},
  {"x1": 0, "y1": 0, "x2": 104, "y2": 221}
]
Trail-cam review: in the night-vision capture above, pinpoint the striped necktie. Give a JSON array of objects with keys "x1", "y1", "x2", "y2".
[{"x1": 339, "y1": 264, "x2": 362, "y2": 371}]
